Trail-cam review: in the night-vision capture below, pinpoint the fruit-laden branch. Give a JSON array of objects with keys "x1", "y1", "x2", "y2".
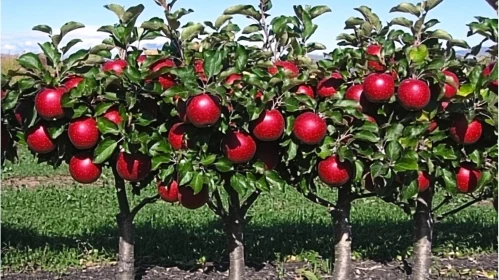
[
  {"x1": 485, "y1": 0, "x2": 498, "y2": 10},
  {"x1": 130, "y1": 194, "x2": 160, "y2": 218},
  {"x1": 241, "y1": 190, "x2": 260, "y2": 216},
  {"x1": 434, "y1": 197, "x2": 482, "y2": 222},
  {"x1": 431, "y1": 196, "x2": 452, "y2": 213},
  {"x1": 302, "y1": 190, "x2": 336, "y2": 209}
]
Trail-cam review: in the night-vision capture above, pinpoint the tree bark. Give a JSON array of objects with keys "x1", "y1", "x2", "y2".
[
  {"x1": 412, "y1": 188, "x2": 433, "y2": 280},
  {"x1": 331, "y1": 186, "x2": 352, "y2": 280},
  {"x1": 225, "y1": 184, "x2": 245, "y2": 280},
  {"x1": 113, "y1": 167, "x2": 135, "y2": 280}
]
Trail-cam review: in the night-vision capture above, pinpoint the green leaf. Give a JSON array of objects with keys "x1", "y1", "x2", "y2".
[
  {"x1": 401, "y1": 180, "x2": 418, "y2": 200},
  {"x1": 61, "y1": 39, "x2": 83, "y2": 54},
  {"x1": 230, "y1": 174, "x2": 247, "y2": 196},
  {"x1": 48, "y1": 124, "x2": 65, "y2": 139},
  {"x1": 203, "y1": 50, "x2": 223, "y2": 79},
  {"x1": 476, "y1": 170, "x2": 492, "y2": 192},
  {"x1": 180, "y1": 23, "x2": 204, "y2": 41},
  {"x1": 235, "y1": 45, "x2": 248, "y2": 72},
  {"x1": 33, "y1": 25, "x2": 53, "y2": 35},
  {"x1": 223, "y1": 5, "x2": 261, "y2": 20},
  {"x1": 442, "y1": 168, "x2": 457, "y2": 195},
  {"x1": 54, "y1": 21, "x2": 85, "y2": 46},
  {"x1": 124, "y1": 66, "x2": 141, "y2": 83},
  {"x1": 265, "y1": 170, "x2": 285, "y2": 189},
  {"x1": 191, "y1": 173, "x2": 204, "y2": 194},
  {"x1": 394, "y1": 151, "x2": 419, "y2": 172},
  {"x1": 18, "y1": 53, "x2": 44, "y2": 72},
  {"x1": 310, "y1": 5, "x2": 331, "y2": 19},
  {"x1": 179, "y1": 171, "x2": 193, "y2": 186},
  {"x1": 104, "y1": 4, "x2": 125, "y2": 21},
  {"x1": 242, "y1": 24, "x2": 261, "y2": 34},
  {"x1": 433, "y1": 144, "x2": 458, "y2": 160},
  {"x1": 344, "y1": 16, "x2": 364, "y2": 27},
  {"x1": 97, "y1": 117, "x2": 120, "y2": 135},
  {"x1": 408, "y1": 44, "x2": 428, "y2": 63},
  {"x1": 152, "y1": 155, "x2": 170, "y2": 170},
  {"x1": 389, "y1": 3, "x2": 421, "y2": 17},
  {"x1": 215, "y1": 157, "x2": 233, "y2": 172},
  {"x1": 353, "y1": 131, "x2": 379, "y2": 143},
  {"x1": 64, "y1": 49, "x2": 89, "y2": 69},
  {"x1": 287, "y1": 140, "x2": 298, "y2": 161},
  {"x1": 390, "y1": 17, "x2": 413, "y2": 28},
  {"x1": 38, "y1": 42, "x2": 60, "y2": 67},
  {"x1": 387, "y1": 141, "x2": 402, "y2": 161},
  {"x1": 122, "y1": 4, "x2": 145, "y2": 24},
  {"x1": 200, "y1": 154, "x2": 217, "y2": 166},
  {"x1": 424, "y1": 0, "x2": 444, "y2": 11},
  {"x1": 428, "y1": 29, "x2": 453, "y2": 41},
  {"x1": 353, "y1": 161, "x2": 364, "y2": 183},
  {"x1": 214, "y1": 15, "x2": 233, "y2": 29},
  {"x1": 449, "y1": 39, "x2": 470, "y2": 49},
  {"x1": 93, "y1": 139, "x2": 117, "y2": 164}
]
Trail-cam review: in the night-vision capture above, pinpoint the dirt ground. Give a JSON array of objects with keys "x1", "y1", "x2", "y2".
[{"x1": 2, "y1": 253, "x2": 497, "y2": 279}]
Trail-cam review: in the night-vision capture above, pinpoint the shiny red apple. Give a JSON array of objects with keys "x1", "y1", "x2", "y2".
[
  {"x1": 292, "y1": 112, "x2": 327, "y2": 145},
  {"x1": 318, "y1": 155, "x2": 352, "y2": 187},
  {"x1": 69, "y1": 152, "x2": 102, "y2": 184},
  {"x1": 68, "y1": 117, "x2": 100, "y2": 150},
  {"x1": 116, "y1": 152, "x2": 151, "y2": 182},
  {"x1": 186, "y1": 94, "x2": 221, "y2": 127},
  {"x1": 223, "y1": 130, "x2": 256, "y2": 164},
  {"x1": 251, "y1": 109, "x2": 285, "y2": 141}
]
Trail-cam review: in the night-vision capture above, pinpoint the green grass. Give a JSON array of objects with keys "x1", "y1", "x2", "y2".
[{"x1": 1, "y1": 147, "x2": 497, "y2": 272}]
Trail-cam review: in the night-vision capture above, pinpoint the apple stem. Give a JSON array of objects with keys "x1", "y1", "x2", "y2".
[
  {"x1": 412, "y1": 188, "x2": 433, "y2": 280},
  {"x1": 330, "y1": 186, "x2": 352, "y2": 280}
]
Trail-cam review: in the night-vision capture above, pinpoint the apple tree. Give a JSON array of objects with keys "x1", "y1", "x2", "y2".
[{"x1": 330, "y1": 1, "x2": 498, "y2": 279}]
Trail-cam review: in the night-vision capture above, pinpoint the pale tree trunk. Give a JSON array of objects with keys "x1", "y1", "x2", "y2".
[
  {"x1": 412, "y1": 188, "x2": 433, "y2": 280},
  {"x1": 331, "y1": 186, "x2": 352, "y2": 280},
  {"x1": 225, "y1": 186, "x2": 245, "y2": 280},
  {"x1": 113, "y1": 167, "x2": 135, "y2": 280}
]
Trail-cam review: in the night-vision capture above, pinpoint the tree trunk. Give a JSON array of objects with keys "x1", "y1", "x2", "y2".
[
  {"x1": 225, "y1": 185, "x2": 245, "y2": 280},
  {"x1": 412, "y1": 188, "x2": 433, "y2": 280},
  {"x1": 113, "y1": 167, "x2": 135, "y2": 280},
  {"x1": 331, "y1": 186, "x2": 352, "y2": 280}
]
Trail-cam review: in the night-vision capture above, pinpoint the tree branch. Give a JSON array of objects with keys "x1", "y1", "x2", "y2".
[
  {"x1": 435, "y1": 197, "x2": 482, "y2": 222},
  {"x1": 241, "y1": 190, "x2": 260, "y2": 216},
  {"x1": 431, "y1": 195, "x2": 452, "y2": 213},
  {"x1": 353, "y1": 192, "x2": 377, "y2": 200},
  {"x1": 303, "y1": 191, "x2": 336, "y2": 209},
  {"x1": 485, "y1": 0, "x2": 498, "y2": 10},
  {"x1": 211, "y1": 189, "x2": 227, "y2": 218},
  {"x1": 130, "y1": 194, "x2": 160, "y2": 218}
]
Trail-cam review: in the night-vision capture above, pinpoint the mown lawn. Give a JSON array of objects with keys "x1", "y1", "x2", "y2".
[{"x1": 1, "y1": 147, "x2": 498, "y2": 272}]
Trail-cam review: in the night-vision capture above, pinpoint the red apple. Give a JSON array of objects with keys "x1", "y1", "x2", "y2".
[
  {"x1": 397, "y1": 78, "x2": 431, "y2": 111},
  {"x1": 428, "y1": 120, "x2": 438, "y2": 133},
  {"x1": 63, "y1": 75, "x2": 84, "y2": 91},
  {"x1": 295, "y1": 85, "x2": 314, "y2": 98},
  {"x1": 316, "y1": 74, "x2": 344, "y2": 98},
  {"x1": 68, "y1": 152, "x2": 102, "y2": 184},
  {"x1": 102, "y1": 59, "x2": 128, "y2": 75},
  {"x1": 268, "y1": 61, "x2": 299, "y2": 78},
  {"x1": 449, "y1": 115, "x2": 482, "y2": 145},
  {"x1": 292, "y1": 112, "x2": 327, "y2": 145},
  {"x1": 345, "y1": 84, "x2": 370, "y2": 112},
  {"x1": 482, "y1": 62, "x2": 498, "y2": 88},
  {"x1": 137, "y1": 55, "x2": 147, "y2": 64},
  {"x1": 417, "y1": 171, "x2": 431, "y2": 192},
  {"x1": 254, "y1": 90, "x2": 264, "y2": 100},
  {"x1": 194, "y1": 59, "x2": 207, "y2": 82},
  {"x1": 318, "y1": 155, "x2": 352, "y2": 187},
  {"x1": 68, "y1": 117, "x2": 99, "y2": 150},
  {"x1": 366, "y1": 44, "x2": 385, "y2": 72},
  {"x1": 151, "y1": 58, "x2": 176, "y2": 71},
  {"x1": 440, "y1": 101, "x2": 450, "y2": 111},
  {"x1": 178, "y1": 185, "x2": 209, "y2": 209},
  {"x1": 25, "y1": 122, "x2": 56, "y2": 154},
  {"x1": 366, "y1": 115, "x2": 377, "y2": 124},
  {"x1": 103, "y1": 106, "x2": 123, "y2": 125},
  {"x1": 1, "y1": 90, "x2": 6, "y2": 100},
  {"x1": 186, "y1": 94, "x2": 221, "y2": 127},
  {"x1": 223, "y1": 130, "x2": 256, "y2": 164},
  {"x1": 442, "y1": 70, "x2": 459, "y2": 99},
  {"x1": 363, "y1": 73, "x2": 395, "y2": 103},
  {"x1": 456, "y1": 163, "x2": 481, "y2": 193},
  {"x1": 158, "y1": 179, "x2": 179, "y2": 202},
  {"x1": 225, "y1": 74, "x2": 242, "y2": 86},
  {"x1": 14, "y1": 101, "x2": 30, "y2": 125},
  {"x1": 251, "y1": 109, "x2": 285, "y2": 141},
  {"x1": 35, "y1": 88, "x2": 65, "y2": 120},
  {"x1": 255, "y1": 141, "x2": 280, "y2": 170},
  {"x1": 168, "y1": 123, "x2": 189, "y2": 150},
  {"x1": 116, "y1": 152, "x2": 151, "y2": 182},
  {"x1": 150, "y1": 58, "x2": 177, "y2": 90}
]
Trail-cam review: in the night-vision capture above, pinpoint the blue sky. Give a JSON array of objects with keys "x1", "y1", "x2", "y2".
[{"x1": 1, "y1": 0, "x2": 496, "y2": 54}]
